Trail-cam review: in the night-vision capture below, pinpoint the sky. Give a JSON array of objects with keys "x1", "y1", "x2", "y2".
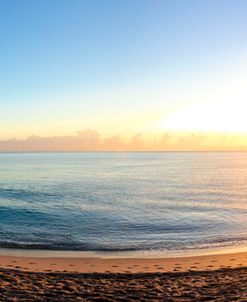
[{"x1": 1, "y1": 0, "x2": 247, "y2": 151}]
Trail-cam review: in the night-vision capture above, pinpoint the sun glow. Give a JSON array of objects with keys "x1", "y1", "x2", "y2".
[{"x1": 162, "y1": 99, "x2": 247, "y2": 134}]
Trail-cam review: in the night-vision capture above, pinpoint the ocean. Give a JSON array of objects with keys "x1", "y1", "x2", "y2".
[{"x1": 0, "y1": 152, "x2": 246, "y2": 256}]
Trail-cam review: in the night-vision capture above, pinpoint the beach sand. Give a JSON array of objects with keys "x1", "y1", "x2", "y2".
[{"x1": 0, "y1": 251, "x2": 247, "y2": 301}]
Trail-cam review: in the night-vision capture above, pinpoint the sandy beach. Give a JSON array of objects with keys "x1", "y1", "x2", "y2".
[{"x1": 0, "y1": 251, "x2": 247, "y2": 301}]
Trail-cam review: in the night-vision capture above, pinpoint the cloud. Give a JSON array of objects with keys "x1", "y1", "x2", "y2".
[
  {"x1": 129, "y1": 133, "x2": 145, "y2": 150},
  {"x1": 0, "y1": 130, "x2": 246, "y2": 151},
  {"x1": 102, "y1": 135, "x2": 124, "y2": 151}
]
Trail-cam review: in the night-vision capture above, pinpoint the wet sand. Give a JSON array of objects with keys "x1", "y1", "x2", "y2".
[
  {"x1": 0, "y1": 251, "x2": 247, "y2": 301},
  {"x1": 1, "y1": 251, "x2": 247, "y2": 273}
]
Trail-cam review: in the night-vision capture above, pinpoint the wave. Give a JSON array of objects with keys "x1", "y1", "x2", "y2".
[
  {"x1": 1, "y1": 235, "x2": 247, "y2": 252},
  {"x1": 0, "y1": 188, "x2": 62, "y2": 203},
  {"x1": 0, "y1": 241, "x2": 143, "y2": 252}
]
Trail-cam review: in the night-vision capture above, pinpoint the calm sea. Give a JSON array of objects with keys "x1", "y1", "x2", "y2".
[{"x1": 0, "y1": 152, "x2": 246, "y2": 256}]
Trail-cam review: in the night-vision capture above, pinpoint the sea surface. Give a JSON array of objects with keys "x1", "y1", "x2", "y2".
[{"x1": 0, "y1": 152, "x2": 247, "y2": 256}]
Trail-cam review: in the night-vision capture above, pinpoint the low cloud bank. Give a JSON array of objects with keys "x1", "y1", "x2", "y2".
[{"x1": 0, "y1": 130, "x2": 246, "y2": 151}]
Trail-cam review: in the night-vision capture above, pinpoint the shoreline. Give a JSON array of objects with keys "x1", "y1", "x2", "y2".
[{"x1": 1, "y1": 243, "x2": 247, "y2": 258}]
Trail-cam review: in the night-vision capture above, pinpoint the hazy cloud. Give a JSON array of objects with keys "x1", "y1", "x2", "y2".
[{"x1": 0, "y1": 130, "x2": 246, "y2": 151}]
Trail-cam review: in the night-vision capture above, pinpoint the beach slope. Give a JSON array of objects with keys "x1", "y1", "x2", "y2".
[{"x1": 0, "y1": 251, "x2": 247, "y2": 301}]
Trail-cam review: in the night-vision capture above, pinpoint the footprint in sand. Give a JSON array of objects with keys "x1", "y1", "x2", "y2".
[
  {"x1": 230, "y1": 259, "x2": 236, "y2": 261},
  {"x1": 29, "y1": 262, "x2": 36, "y2": 265},
  {"x1": 69, "y1": 264, "x2": 75, "y2": 267}
]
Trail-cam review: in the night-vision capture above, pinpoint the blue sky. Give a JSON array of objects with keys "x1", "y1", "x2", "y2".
[{"x1": 0, "y1": 0, "x2": 247, "y2": 141}]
